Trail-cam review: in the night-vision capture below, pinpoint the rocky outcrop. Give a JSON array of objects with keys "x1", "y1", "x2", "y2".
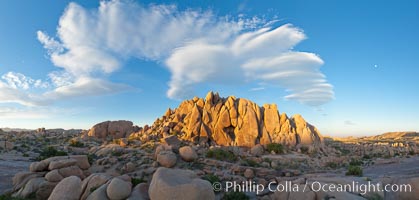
[
  {"x1": 87, "y1": 120, "x2": 139, "y2": 139},
  {"x1": 12, "y1": 155, "x2": 91, "y2": 199},
  {"x1": 132, "y1": 91, "x2": 323, "y2": 148}
]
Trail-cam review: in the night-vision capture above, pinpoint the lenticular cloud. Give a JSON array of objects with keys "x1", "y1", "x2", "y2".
[{"x1": 36, "y1": 0, "x2": 334, "y2": 106}]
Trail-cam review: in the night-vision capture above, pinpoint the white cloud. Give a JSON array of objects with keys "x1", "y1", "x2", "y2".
[
  {"x1": 1, "y1": 72, "x2": 49, "y2": 90},
  {"x1": 249, "y1": 87, "x2": 265, "y2": 91},
  {"x1": 0, "y1": 81, "x2": 47, "y2": 106},
  {"x1": 0, "y1": 106, "x2": 49, "y2": 119},
  {"x1": 166, "y1": 26, "x2": 333, "y2": 105},
  {"x1": 1, "y1": 1, "x2": 334, "y2": 110},
  {"x1": 44, "y1": 77, "x2": 131, "y2": 100},
  {"x1": 48, "y1": 71, "x2": 74, "y2": 87},
  {"x1": 344, "y1": 120, "x2": 356, "y2": 126}
]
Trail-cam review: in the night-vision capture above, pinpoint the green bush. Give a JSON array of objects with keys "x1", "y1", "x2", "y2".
[
  {"x1": 202, "y1": 174, "x2": 220, "y2": 185},
  {"x1": 22, "y1": 153, "x2": 29, "y2": 157},
  {"x1": 409, "y1": 150, "x2": 415, "y2": 156},
  {"x1": 87, "y1": 154, "x2": 96, "y2": 165},
  {"x1": 131, "y1": 177, "x2": 146, "y2": 187},
  {"x1": 222, "y1": 192, "x2": 249, "y2": 200},
  {"x1": 349, "y1": 159, "x2": 363, "y2": 166},
  {"x1": 69, "y1": 140, "x2": 85, "y2": 147},
  {"x1": 206, "y1": 149, "x2": 237, "y2": 162},
  {"x1": 266, "y1": 143, "x2": 284, "y2": 154},
  {"x1": 241, "y1": 159, "x2": 260, "y2": 167},
  {"x1": 325, "y1": 162, "x2": 338, "y2": 169},
  {"x1": 36, "y1": 146, "x2": 67, "y2": 161},
  {"x1": 346, "y1": 165, "x2": 363, "y2": 176}
]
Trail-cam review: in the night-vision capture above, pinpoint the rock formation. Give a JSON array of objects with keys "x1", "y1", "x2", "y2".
[
  {"x1": 87, "y1": 120, "x2": 139, "y2": 139},
  {"x1": 133, "y1": 91, "x2": 323, "y2": 148}
]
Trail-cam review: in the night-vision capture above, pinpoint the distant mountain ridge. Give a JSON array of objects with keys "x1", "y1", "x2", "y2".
[{"x1": 0, "y1": 128, "x2": 34, "y2": 132}]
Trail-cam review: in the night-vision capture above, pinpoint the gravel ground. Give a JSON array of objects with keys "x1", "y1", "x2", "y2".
[{"x1": 0, "y1": 153, "x2": 31, "y2": 194}]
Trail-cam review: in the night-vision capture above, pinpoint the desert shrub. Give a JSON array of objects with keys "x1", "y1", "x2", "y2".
[
  {"x1": 206, "y1": 149, "x2": 237, "y2": 162},
  {"x1": 202, "y1": 174, "x2": 220, "y2": 185},
  {"x1": 131, "y1": 177, "x2": 146, "y2": 187},
  {"x1": 266, "y1": 143, "x2": 284, "y2": 154},
  {"x1": 87, "y1": 154, "x2": 96, "y2": 164},
  {"x1": 69, "y1": 140, "x2": 85, "y2": 147},
  {"x1": 111, "y1": 151, "x2": 123, "y2": 157},
  {"x1": 222, "y1": 191, "x2": 249, "y2": 200},
  {"x1": 300, "y1": 146, "x2": 309, "y2": 154},
  {"x1": 325, "y1": 162, "x2": 338, "y2": 169},
  {"x1": 241, "y1": 159, "x2": 260, "y2": 167},
  {"x1": 409, "y1": 150, "x2": 415, "y2": 156},
  {"x1": 36, "y1": 146, "x2": 67, "y2": 161},
  {"x1": 363, "y1": 154, "x2": 372, "y2": 159},
  {"x1": 349, "y1": 159, "x2": 363, "y2": 166},
  {"x1": 346, "y1": 165, "x2": 363, "y2": 176},
  {"x1": 186, "y1": 161, "x2": 204, "y2": 170}
]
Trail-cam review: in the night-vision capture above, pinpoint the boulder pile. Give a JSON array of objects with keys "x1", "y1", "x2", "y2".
[
  {"x1": 12, "y1": 155, "x2": 90, "y2": 199},
  {"x1": 131, "y1": 91, "x2": 323, "y2": 148}
]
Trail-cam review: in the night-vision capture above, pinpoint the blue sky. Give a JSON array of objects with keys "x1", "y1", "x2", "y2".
[{"x1": 0, "y1": 0, "x2": 418, "y2": 136}]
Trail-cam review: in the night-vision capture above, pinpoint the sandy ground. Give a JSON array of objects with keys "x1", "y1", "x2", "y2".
[
  {"x1": 0, "y1": 153, "x2": 31, "y2": 194},
  {"x1": 363, "y1": 156, "x2": 419, "y2": 178}
]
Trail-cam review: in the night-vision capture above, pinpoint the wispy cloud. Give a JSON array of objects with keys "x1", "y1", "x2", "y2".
[
  {"x1": 2, "y1": 72, "x2": 49, "y2": 90},
  {"x1": 0, "y1": 106, "x2": 80, "y2": 119},
  {"x1": 249, "y1": 87, "x2": 265, "y2": 91},
  {"x1": 344, "y1": 120, "x2": 356, "y2": 126},
  {"x1": 0, "y1": 1, "x2": 334, "y2": 110}
]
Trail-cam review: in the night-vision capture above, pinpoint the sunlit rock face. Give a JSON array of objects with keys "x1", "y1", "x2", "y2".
[{"x1": 150, "y1": 91, "x2": 323, "y2": 148}]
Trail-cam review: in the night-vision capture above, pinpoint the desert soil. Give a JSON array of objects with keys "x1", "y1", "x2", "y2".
[{"x1": 0, "y1": 153, "x2": 31, "y2": 193}]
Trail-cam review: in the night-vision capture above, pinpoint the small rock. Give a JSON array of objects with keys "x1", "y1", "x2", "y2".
[
  {"x1": 13, "y1": 177, "x2": 46, "y2": 198},
  {"x1": 127, "y1": 183, "x2": 149, "y2": 200},
  {"x1": 124, "y1": 162, "x2": 136, "y2": 173},
  {"x1": 250, "y1": 144, "x2": 264, "y2": 156},
  {"x1": 48, "y1": 176, "x2": 82, "y2": 200},
  {"x1": 244, "y1": 169, "x2": 255, "y2": 179},
  {"x1": 30, "y1": 161, "x2": 49, "y2": 172},
  {"x1": 45, "y1": 170, "x2": 64, "y2": 182},
  {"x1": 49, "y1": 159, "x2": 78, "y2": 170},
  {"x1": 162, "y1": 135, "x2": 181, "y2": 150},
  {"x1": 157, "y1": 151, "x2": 177, "y2": 168},
  {"x1": 106, "y1": 178, "x2": 132, "y2": 200},
  {"x1": 86, "y1": 183, "x2": 109, "y2": 200},
  {"x1": 179, "y1": 146, "x2": 198, "y2": 162},
  {"x1": 58, "y1": 166, "x2": 85, "y2": 179},
  {"x1": 81, "y1": 173, "x2": 112, "y2": 200},
  {"x1": 36, "y1": 181, "x2": 57, "y2": 200}
]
